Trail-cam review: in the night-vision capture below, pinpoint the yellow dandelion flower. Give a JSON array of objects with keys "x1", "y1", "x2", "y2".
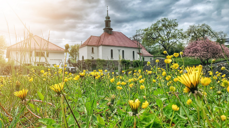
[
  {"x1": 221, "y1": 115, "x2": 226, "y2": 121},
  {"x1": 117, "y1": 86, "x2": 122, "y2": 90},
  {"x1": 147, "y1": 61, "x2": 150, "y2": 66},
  {"x1": 178, "y1": 65, "x2": 202, "y2": 93},
  {"x1": 183, "y1": 87, "x2": 190, "y2": 93},
  {"x1": 170, "y1": 86, "x2": 176, "y2": 92},
  {"x1": 222, "y1": 74, "x2": 226, "y2": 78},
  {"x1": 163, "y1": 51, "x2": 167, "y2": 54},
  {"x1": 29, "y1": 78, "x2": 33, "y2": 82},
  {"x1": 201, "y1": 77, "x2": 211, "y2": 86},
  {"x1": 156, "y1": 59, "x2": 159, "y2": 63},
  {"x1": 166, "y1": 76, "x2": 171, "y2": 81},
  {"x1": 40, "y1": 70, "x2": 45, "y2": 74},
  {"x1": 14, "y1": 89, "x2": 28, "y2": 101},
  {"x1": 50, "y1": 82, "x2": 65, "y2": 95},
  {"x1": 162, "y1": 71, "x2": 166, "y2": 76},
  {"x1": 117, "y1": 81, "x2": 121, "y2": 85},
  {"x1": 172, "y1": 63, "x2": 179, "y2": 69},
  {"x1": 79, "y1": 72, "x2": 85, "y2": 77},
  {"x1": 142, "y1": 101, "x2": 149, "y2": 109},
  {"x1": 172, "y1": 104, "x2": 179, "y2": 111},
  {"x1": 221, "y1": 80, "x2": 229, "y2": 87},
  {"x1": 74, "y1": 75, "x2": 80, "y2": 80},
  {"x1": 140, "y1": 85, "x2": 145, "y2": 90},
  {"x1": 173, "y1": 53, "x2": 179, "y2": 57},
  {"x1": 129, "y1": 83, "x2": 134, "y2": 88},
  {"x1": 139, "y1": 79, "x2": 145, "y2": 83},
  {"x1": 164, "y1": 59, "x2": 172, "y2": 64},
  {"x1": 152, "y1": 79, "x2": 156, "y2": 83},
  {"x1": 187, "y1": 99, "x2": 192, "y2": 105},
  {"x1": 221, "y1": 67, "x2": 226, "y2": 70},
  {"x1": 110, "y1": 78, "x2": 115, "y2": 83},
  {"x1": 121, "y1": 82, "x2": 126, "y2": 85},
  {"x1": 129, "y1": 99, "x2": 140, "y2": 114},
  {"x1": 174, "y1": 78, "x2": 179, "y2": 82}
]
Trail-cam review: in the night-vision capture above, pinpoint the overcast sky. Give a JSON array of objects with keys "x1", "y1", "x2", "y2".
[{"x1": 0, "y1": 0, "x2": 228, "y2": 48}]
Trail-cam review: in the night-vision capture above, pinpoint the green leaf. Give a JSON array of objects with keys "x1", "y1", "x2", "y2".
[
  {"x1": 0, "y1": 118, "x2": 4, "y2": 128},
  {"x1": 39, "y1": 118, "x2": 56, "y2": 126},
  {"x1": 156, "y1": 99, "x2": 163, "y2": 109},
  {"x1": 28, "y1": 103, "x2": 35, "y2": 110},
  {"x1": 37, "y1": 91, "x2": 44, "y2": 101},
  {"x1": 97, "y1": 115, "x2": 105, "y2": 125}
]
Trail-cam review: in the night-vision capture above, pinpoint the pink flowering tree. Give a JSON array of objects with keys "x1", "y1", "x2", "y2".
[{"x1": 183, "y1": 38, "x2": 229, "y2": 64}]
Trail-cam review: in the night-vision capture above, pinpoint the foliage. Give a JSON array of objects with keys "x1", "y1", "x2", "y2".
[
  {"x1": 141, "y1": 18, "x2": 186, "y2": 52},
  {"x1": 2, "y1": 52, "x2": 229, "y2": 127},
  {"x1": 185, "y1": 23, "x2": 227, "y2": 43},
  {"x1": 69, "y1": 44, "x2": 80, "y2": 63},
  {"x1": 121, "y1": 59, "x2": 130, "y2": 69},
  {"x1": 132, "y1": 60, "x2": 143, "y2": 67},
  {"x1": 96, "y1": 59, "x2": 105, "y2": 70},
  {"x1": 183, "y1": 38, "x2": 229, "y2": 64}
]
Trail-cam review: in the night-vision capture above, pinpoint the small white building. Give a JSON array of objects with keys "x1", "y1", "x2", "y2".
[
  {"x1": 79, "y1": 11, "x2": 153, "y2": 61},
  {"x1": 6, "y1": 35, "x2": 65, "y2": 66}
]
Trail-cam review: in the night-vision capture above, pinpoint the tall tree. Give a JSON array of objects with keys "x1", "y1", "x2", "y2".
[
  {"x1": 69, "y1": 44, "x2": 80, "y2": 63},
  {"x1": 185, "y1": 23, "x2": 227, "y2": 43},
  {"x1": 0, "y1": 36, "x2": 6, "y2": 58},
  {"x1": 142, "y1": 18, "x2": 186, "y2": 52}
]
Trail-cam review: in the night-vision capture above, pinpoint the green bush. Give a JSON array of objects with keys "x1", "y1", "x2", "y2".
[
  {"x1": 121, "y1": 59, "x2": 130, "y2": 69},
  {"x1": 132, "y1": 60, "x2": 142, "y2": 68}
]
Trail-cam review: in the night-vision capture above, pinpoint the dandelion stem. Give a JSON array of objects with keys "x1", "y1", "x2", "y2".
[
  {"x1": 170, "y1": 111, "x2": 175, "y2": 127},
  {"x1": 175, "y1": 94, "x2": 194, "y2": 128},
  {"x1": 62, "y1": 94, "x2": 81, "y2": 128}
]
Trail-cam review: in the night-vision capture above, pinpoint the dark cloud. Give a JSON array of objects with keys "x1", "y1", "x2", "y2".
[{"x1": 0, "y1": 0, "x2": 229, "y2": 49}]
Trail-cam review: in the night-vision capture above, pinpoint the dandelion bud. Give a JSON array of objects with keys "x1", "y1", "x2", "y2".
[
  {"x1": 217, "y1": 91, "x2": 222, "y2": 95},
  {"x1": 180, "y1": 52, "x2": 183, "y2": 55},
  {"x1": 111, "y1": 94, "x2": 116, "y2": 100},
  {"x1": 16, "y1": 81, "x2": 21, "y2": 91},
  {"x1": 211, "y1": 59, "x2": 215, "y2": 63},
  {"x1": 65, "y1": 44, "x2": 70, "y2": 52},
  {"x1": 169, "y1": 86, "x2": 176, "y2": 92},
  {"x1": 147, "y1": 61, "x2": 150, "y2": 66},
  {"x1": 143, "y1": 96, "x2": 146, "y2": 99},
  {"x1": 107, "y1": 102, "x2": 111, "y2": 106}
]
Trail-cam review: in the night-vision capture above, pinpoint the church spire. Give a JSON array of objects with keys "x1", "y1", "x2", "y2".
[{"x1": 103, "y1": 6, "x2": 113, "y2": 34}]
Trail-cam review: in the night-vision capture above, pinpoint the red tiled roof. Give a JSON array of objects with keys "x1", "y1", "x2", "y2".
[
  {"x1": 7, "y1": 35, "x2": 64, "y2": 52},
  {"x1": 80, "y1": 31, "x2": 153, "y2": 57}
]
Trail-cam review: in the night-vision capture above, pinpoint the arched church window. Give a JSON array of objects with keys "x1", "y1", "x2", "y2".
[
  {"x1": 111, "y1": 49, "x2": 113, "y2": 59},
  {"x1": 133, "y1": 51, "x2": 135, "y2": 60},
  {"x1": 92, "y1": 47, "x2": 94, "y2": 54}
]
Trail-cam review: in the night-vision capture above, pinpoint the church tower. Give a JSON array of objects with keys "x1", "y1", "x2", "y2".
[{"x1": 103, "y1": 6, "x2": 113, "y2": 34}]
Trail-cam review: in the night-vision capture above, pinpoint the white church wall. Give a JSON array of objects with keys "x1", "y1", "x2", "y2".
[
  {"x1": 86, "y1": 46, "x2": 98, "y2": 60},
  {"x1": 101, "y1": 46, "x2": 140, "y2": 61},
  {"x1": 143, "y1": 56, "x2": 154, "y2": 62},
  {"x1": 79, "y1": 46, "x2": 88, "y2": 60}
]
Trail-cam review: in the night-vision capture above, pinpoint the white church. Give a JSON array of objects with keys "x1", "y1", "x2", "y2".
[{"x1": 79, "y1": 10, "x2": 153, "y2": 61}]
